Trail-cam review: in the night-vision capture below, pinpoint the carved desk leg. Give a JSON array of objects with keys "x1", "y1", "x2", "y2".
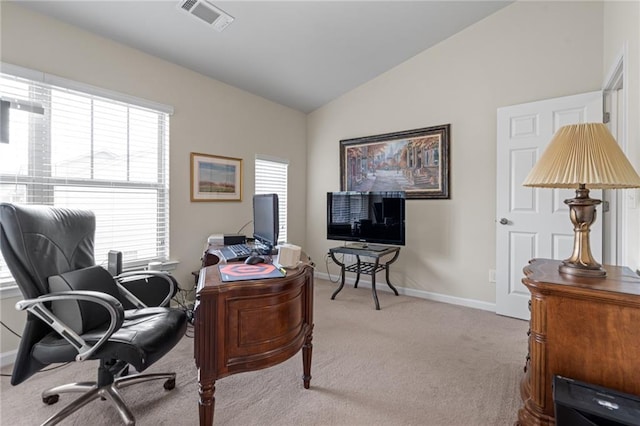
[
  {"x1": 302, "y1": 325, "x2": 314, "y2": 389},
  {"x1": 198, "y1": 379, "x2": 215, "y2": 426}
]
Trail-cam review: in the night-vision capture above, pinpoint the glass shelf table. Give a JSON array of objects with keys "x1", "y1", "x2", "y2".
[{"x1": 328, "y1": 244, "x2": 401, "y2": 310}]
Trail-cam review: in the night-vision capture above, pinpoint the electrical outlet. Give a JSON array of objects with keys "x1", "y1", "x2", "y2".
[{"x1": 489, "y1": 269, "x2": 496, "y2": 283}]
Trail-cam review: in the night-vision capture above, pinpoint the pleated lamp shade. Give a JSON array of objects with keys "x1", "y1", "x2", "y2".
[{"x1": 523, "y1": 123, "x2": 640, "y2": 189}]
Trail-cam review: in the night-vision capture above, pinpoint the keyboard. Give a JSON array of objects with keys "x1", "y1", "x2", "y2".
[{"x1": 220, "y1": 243, "x2": 253, "y2": 261}]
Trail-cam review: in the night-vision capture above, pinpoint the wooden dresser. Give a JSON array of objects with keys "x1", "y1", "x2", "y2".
[{"x1": 517, "y1": 258, "x2": 640, "y2": 425}]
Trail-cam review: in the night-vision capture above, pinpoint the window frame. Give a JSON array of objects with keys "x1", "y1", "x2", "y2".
[
  {"x1": 0, "y1": 63, "x2": 173, "y2": 291},
  {"x1": 254, "y1": 155, "x2": 289, "y2": 245}
]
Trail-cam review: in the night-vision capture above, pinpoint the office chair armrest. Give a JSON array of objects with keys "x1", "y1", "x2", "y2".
[
  {"x1": 115, "y1": 271, "x2": 176, "y2": 308},
  {"x1": 15, "y1": 290, "x2": 125, "y2": 362}
]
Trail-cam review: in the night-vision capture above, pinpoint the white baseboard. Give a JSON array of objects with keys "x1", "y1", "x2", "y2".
[
  {"x1": 314, "y1": 271, "x2": 496, "y2": 312},
  {"x1": 0, "y1": 349, "x2": 17, "y2": 368}
]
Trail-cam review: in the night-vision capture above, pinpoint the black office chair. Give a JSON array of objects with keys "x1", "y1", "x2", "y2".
[{"x1": 0, "y1": 203, "x2": 188, "y2": 425}]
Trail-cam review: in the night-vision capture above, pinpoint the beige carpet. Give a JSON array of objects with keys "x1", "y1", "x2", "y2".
[{"x1": 0, "y1": 279, "x2": 528, "y2": 425}]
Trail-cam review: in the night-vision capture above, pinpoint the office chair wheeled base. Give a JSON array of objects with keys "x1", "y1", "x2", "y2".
[{"x1": 41, "y1": 372, "x2": 176, "y2": 426}]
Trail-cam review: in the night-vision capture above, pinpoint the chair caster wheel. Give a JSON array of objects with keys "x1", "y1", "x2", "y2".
[
  {"x1": 163, "y1": 378, "x2": 176, "y2": 390},
  {"x1": 43, "y1": 395, "x2": 59, "y2": 405}
]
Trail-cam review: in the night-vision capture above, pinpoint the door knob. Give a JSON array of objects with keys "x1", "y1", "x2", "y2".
[{"x1": 499, "y1": 218, "x2": 509, "y2": 225}]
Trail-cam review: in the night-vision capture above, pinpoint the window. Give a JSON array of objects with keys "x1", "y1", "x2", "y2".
[
  {"x1": 0, "y1": 65, "x2": 172, "y2": 287},
  {"x1": 255, "y1": 156, "x2": 288, "y2": 244}
]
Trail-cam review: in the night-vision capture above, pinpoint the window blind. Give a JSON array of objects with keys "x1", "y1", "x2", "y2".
[
  {"x1": 255, "y1": 156, "x2": 288, "y2": 244},
  {"x1": 0, "y1": 70, "x2": 171, "y2": 287}
]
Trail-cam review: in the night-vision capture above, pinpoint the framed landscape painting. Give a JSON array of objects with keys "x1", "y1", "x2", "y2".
[
  {"x1": 190, "y1": 152, "x2": 242, "y2": 202},
  {"x1": 340, "y1": 124, "x2": 450, "y2": 199}
]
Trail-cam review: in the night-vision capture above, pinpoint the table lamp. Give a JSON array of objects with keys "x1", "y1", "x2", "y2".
[{"x1": 522, "y1": 122, "x2": 640, "y2": 277}]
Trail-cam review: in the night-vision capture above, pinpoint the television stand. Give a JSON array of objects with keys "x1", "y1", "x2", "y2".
[{"x1": 328, "y1": 245, "x2": 401, "y2": 310}]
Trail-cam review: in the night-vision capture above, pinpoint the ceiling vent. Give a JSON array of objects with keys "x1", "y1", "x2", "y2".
[{"x1": 178, "y1": 0, "x2": 234, "y2": 32}]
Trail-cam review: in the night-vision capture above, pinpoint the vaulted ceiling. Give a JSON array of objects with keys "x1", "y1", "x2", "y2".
[{"x1": 13, "y1": 1, "x2": 513, "y2": 112}]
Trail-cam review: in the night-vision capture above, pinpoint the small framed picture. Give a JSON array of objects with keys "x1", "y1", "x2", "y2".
[{"x1": 190, "y1": 152, "x2": 243, "y2": 202}]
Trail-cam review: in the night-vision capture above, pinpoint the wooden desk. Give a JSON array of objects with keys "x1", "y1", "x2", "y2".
[
  {"x1": 329, "y1": 245, "x2": 400, "y2": 310},
  {"x1": 517, "y1": 258, "x2": 640, "y2": 425},
  {"x1": 194, "y1": 261, "x2": 314, "y2": 425}
]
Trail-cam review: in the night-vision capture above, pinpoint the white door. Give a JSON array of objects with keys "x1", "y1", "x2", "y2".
[{"x1": 496, "y1": 91, "x2": 603, "y2": 320}]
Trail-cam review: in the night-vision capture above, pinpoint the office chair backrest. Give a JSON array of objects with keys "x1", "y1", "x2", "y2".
[
  {"x1": 0, "y1": 203, "x2": 95, "y2": 299},
  {"x1": 0, "y1": 203, "x2": 96, "y2": 385}
]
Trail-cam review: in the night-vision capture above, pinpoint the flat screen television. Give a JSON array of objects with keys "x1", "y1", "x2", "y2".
[
  {"x1": 327, "y1": 191, "x2": 405, "y2": 248},
  {"x1": 253, "y1": 193, "x2": 279, "y2": 254}
]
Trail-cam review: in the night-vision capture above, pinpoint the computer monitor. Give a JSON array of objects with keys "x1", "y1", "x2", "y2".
[{"x1": 253, "y1": 193, "x2": 279, "y2": 254}]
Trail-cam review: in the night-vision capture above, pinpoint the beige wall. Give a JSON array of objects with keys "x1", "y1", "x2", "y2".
[
  {"x1": 306, "y1": 1, "x2": 605, "y2": 303},
  {"x1": 603, "y1": 1, "x2": 640, "y2": 270},
  {"x1": 2, "y1": 0, "x2": 637, "y2": 359},
  {"x1": 0, "y1": 3, "x2": 307, "y2": 355}
]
